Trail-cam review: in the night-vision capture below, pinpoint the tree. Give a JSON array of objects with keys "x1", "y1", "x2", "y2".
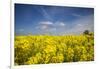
[{"x1": 83, "y1": 30, "x2": 89, "y2": 35}]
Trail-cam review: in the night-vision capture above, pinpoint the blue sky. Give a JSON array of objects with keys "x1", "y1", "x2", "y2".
[{"x1": 15, "y1": 4, "x2": 94, "y2": 35}]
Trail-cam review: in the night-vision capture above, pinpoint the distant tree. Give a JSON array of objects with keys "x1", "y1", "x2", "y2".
[
  {"x1": 83, "y1": 30, "x2": 89, "y2": 35},
  {"x1": 83, "y1": 30, "x2": 94, "y2": 42}
]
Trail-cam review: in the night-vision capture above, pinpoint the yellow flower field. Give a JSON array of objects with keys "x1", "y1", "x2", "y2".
[{"x1": 14, "y1": 34, "x2": 94, "y2": 65}]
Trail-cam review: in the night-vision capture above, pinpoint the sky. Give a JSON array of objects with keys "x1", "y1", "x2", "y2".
[{"x1": 15, "y1": 4, "x2": 94, "y2": 35}]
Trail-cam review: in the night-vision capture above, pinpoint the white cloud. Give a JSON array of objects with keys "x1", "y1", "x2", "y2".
[
  {"x1": 39, "y1": 21, "x2": 66, "y2": 27},
  {"x1": 52, "y1": 22, "x2": 66, "y2": 27},
  {"x1": 41, "y1": 25, "x2": 48, "y2": 30},
  {"x1": 77, "y1": 24, "x2": 83, "y2": 26},
  {"x1": 41, "y1": 7, "x2": 52, "y2": 20},
  {"x1": 50, "y1": 15, "x2": 94, "y2": 35},
  {"x1": 39, "y1": 21, "x2": 53, "y2": 25},
  {"x1": 72, "y1": 13, "x2": 82, "y2": 17},
  {"x1": 35, "y1": 25, "x2": 49, "y2": 30},
  {"x1": 66, "y1": 14, "x2": 94, "y2": 34},
  {"x1": 35, "y1": 15, "x2": 94, "y2": 35},
  {"x1": 36, "y1": 21, "x2": 66, "y2": 34},
  {"x1": 59, "y1": 22, "x2": 65, "y2": 26},
  {"x1": 38, "y1": 21, "x2": 53, "y2": 30}
]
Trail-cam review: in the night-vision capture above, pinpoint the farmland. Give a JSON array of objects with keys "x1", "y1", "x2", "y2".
[{"x1": 15, "y1": 34, "x2": 94, "y2": 65}]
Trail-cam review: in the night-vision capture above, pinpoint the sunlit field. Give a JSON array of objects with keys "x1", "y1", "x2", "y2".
[
  {"x1": 15, "y1": 4, "x2": 94, "y2": 65},
  {"x1": 15, "y1": 33, "x2": 94, "y2": 65}
]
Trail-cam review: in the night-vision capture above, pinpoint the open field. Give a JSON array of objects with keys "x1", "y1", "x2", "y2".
[{"x1": 15, "y1": 34, "x2": 94, "y2": 65}]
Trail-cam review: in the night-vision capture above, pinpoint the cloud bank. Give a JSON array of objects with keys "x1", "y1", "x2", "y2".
[{"x1": 35, "y1": 14, "x2": 94, "y2": 35}]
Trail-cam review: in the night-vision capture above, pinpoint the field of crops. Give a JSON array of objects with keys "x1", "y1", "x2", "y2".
[{"x1": 14, "y1": 34, "x2": 94, "y2": 65}]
